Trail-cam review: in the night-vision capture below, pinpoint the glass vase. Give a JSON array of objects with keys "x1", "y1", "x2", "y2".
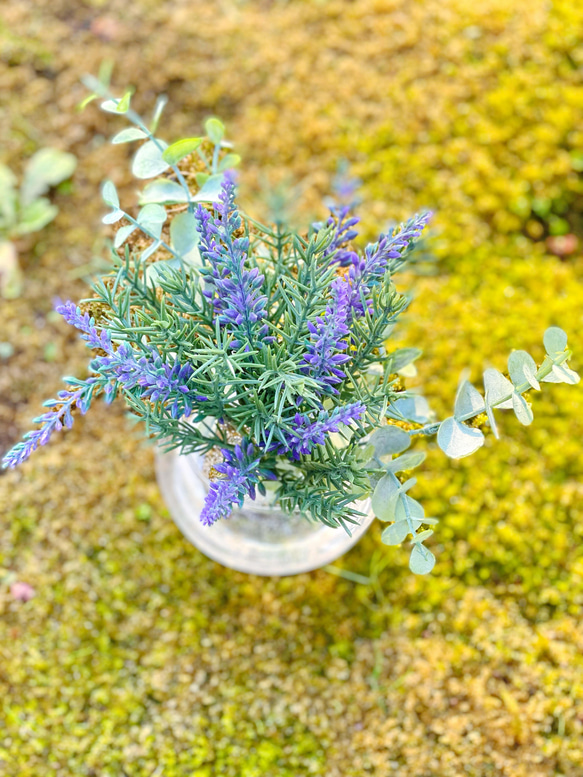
[{"x1": 155, "y1": 447, "x2": 375, "y2": 576}]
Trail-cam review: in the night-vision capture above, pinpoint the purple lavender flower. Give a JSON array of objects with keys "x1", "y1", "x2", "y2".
[
  {"x1": 92, "y1": 343, "x2": 195, "y2": 418},
  {"x1": 302, "y1": 278, "x2": 351, "y2": 393},
  {"x1": 276, "y1": 401, "x2": 366, "y2": 460},
  {"x1": 323, "y1": 205, "x2": 360, "y2": 266},
  {"x1": 2, "y1": 379, "x2": 97, "y2": 468},
  {"x1": 345, "y1": 211, "x2": 432, "y2": 317},
  {"x1": 200, "y1": 440, "x2": 276, "y2": 525},
  {"x1": 196, "y1": 173, "x2": 268, "y2": 348},
  {"x1": 57, "y1": 301, "x2": 195, "y2": 416}
]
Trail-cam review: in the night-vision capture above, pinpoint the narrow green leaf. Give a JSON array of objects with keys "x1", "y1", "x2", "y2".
[
  {"x1": 101, "y1": 180, "x2": 119, "y2": 209},
  {"x1": 217, "y1": 153, "x2": 241, "y2": 172}
]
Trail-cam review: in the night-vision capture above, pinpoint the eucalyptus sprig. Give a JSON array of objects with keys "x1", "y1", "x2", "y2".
[{"x1": 3, "y1": 85, "x2": 579, "y2": 575}]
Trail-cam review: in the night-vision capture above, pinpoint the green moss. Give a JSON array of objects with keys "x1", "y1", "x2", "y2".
[{"x1": 1, "y1": 0, "x2": 583, "y2": 774}]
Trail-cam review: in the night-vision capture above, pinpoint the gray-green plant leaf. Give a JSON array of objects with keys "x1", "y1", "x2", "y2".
[
  {"x1": 508, "y1": 350, "x2": 540, "y2": 391},
  {"x1": 102, "y1": 209, "x2": 124, "y2": 225},
  {"x1": 132, "y1": 140, "x2": 170, "y2": 179},
  {"x1": 139, "y1": 179, "x2": 189, "y2": 205},
  {"x1": 15, "y1": 198, "x2": 58, "y2": 234},
  {"x1": 205, "y1": 117, "x2": 225, "y2": 145},
  {"x1": 484, "y1": 390, "x2": 499, "y2": 439},
  {"x1": 381, "y1": 521, "x2": 410, "y2": 545},
  {"x1": 137, "y1": 204, "x2": 167, "y2": 238},
  {"x1": 409, "y1": 543, "x2": 436, "y2": 575},
  {"x1": 371, "y1": 474, "x2": 416, "y2": 522},
  {"x1": 369, "y1": 426, "x2": 411, "y2": 457},
  {"x1": 437, "y1": 416, "x2": 484, "y2": 458},
  {"x1": 543, "y1": 326, "x2": 567, "y2": 357},
  {"x1": 541, "y1": 364, "x2": 580, "y2": 385},
  {"x1": 394, "y1": 494, "x2": 424, "y2": 522},
  {"x1": 387, "y1": 395, "x2": 432, "y2": 424},
  {"x1": 101, "y1": 180, "x2": 119, "y2": 209},
  {"x1": 217, "y1": 153, "x2": 242, "y2": 172},
  {"x1": 511, "y1": 391, "x2": 534, "y2": 425},
  {"x1": 384, "y1": 450, "x2": 426, "y2": 473},
  {"x1": 483, "y1": 368, "x2": 513, "y2": 410},
  {"x1": 454, "y1": 379, "x2": 484, "y2": 420},
  {"x1": 21, "y1": 149, "x2": 76, "y2": 206},
  {"x1": 111, "y1": 128, "x2": 148, "y2": 144},
  {"x1": 193, "y1": 174, "x2": 225, "y2": 204},
  {"x1": 170, "y1": 211, "x2": 198, "y2": 256},
  {"x1": 114, "y1": 224, "x2": 136, "y2": 249}
]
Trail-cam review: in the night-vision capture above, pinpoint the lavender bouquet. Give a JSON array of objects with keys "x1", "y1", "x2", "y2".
[{"x1": 3, "y1": 87, "x2": 579, "y2": 574}]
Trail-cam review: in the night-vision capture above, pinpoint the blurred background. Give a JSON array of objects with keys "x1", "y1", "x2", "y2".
[{"x1": 1, "y1": 1, "x2": 582, "y2": 775}]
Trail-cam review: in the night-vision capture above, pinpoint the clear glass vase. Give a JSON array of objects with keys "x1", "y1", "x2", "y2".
[{"x1": 155, "y1": 447, "x2": 375, "y2": 576}]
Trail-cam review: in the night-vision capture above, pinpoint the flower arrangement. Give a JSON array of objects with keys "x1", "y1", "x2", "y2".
[{"x1": 3, "y1": 85, "x2": 580, "y2": 574}]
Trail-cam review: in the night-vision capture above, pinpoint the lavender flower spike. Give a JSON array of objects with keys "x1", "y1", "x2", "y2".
[
  {"x1": 196, "y1": 172, "x2": 269, "y2": 348},
  {"x1": 200, "y1": 440, "x2": 276, "y2": 525},
  {"x1": 2, "y1": 379, "x2": 98, "y2": 469},
  {"x1": 303, "y1": 278, "x2": 351, "y2": 393},
  {"x1": 280, "y1": 401, "x2": 366, "y2": 460}
]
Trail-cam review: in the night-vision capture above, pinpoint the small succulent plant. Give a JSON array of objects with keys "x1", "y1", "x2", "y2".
[{"x1": 0, "y1": 148, "x2": 77, "y2": 298}]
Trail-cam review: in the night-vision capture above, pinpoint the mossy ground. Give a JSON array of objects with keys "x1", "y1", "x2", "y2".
[{"x1": 1, "y1": 1, "x2": 582, "y2": 775}]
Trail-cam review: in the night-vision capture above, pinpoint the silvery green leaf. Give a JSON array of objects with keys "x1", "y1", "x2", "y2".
[
  {"x1": 101, "y1": 180, "x2": 119, "y2": 209},
  {"x1": 0, "y1": 165, "x2": 17, "y2": 226},
  {"x1": 369, "y1": 426, "x2": 411, "y2": 457},
  {"x1": 412, "y1": 529, "x2": 434, "y2": 544},
  {"x1": 205, "y1": 117, "x2": 225, "y2": 145},
  {"x1": 162, "y1": 138, "x2": 204, "y2": 166},
  {"x1": 387, "y1": 395, "x2": 432, "y2": 424},
  {"x1": 114, "y1": 224, "x2": 136, "y2": 249},
  {"x1": 139, "y1": 179, "x2": 189, "y2": 205},
  {"x1": 437, "y1": 416, "x2": 484, "y2": 459},
  {"x1": 217, "y1": 153, "x2": 242, "y2": 172},
  {"x1": 193, "y1": 174, "x2": 225, "y2": 204},
  {"x1": 170, "y1": 211, "x2": 198, "y2": 256},
  {"x1": 141, "y1": 240, "x2": 162, "y2": 262},
  {"x1": 511, "y1": 392, "x2": 533, "y2": 425},
  {"x1": 508, "y1": 350, "x2": 540, "y2": 391},
  {"x1": 483, "y1": 368, "x2": 513, "y2": 409},
  {"x1": 371, "y1": 473, "x2": 400, "y2": 521},
  {"x1": 14, "y1": 198, "x2": 58, "y2": 234},
  {"x1": 384, "y1": 451, "x2": 426, "y2": 473},
  {"x1": 542, "y1": 364, "x2": 581, "y2": 385},
  {"x1": 101, "y1": 93, "x2": 131, "y2": 114},
  {"x1": 484, "y1": 391, "x2": 499, "y2": 439},
  {"x1": 21, "y1": 149, "x2": 77, "y2": 206},
  {"x1": 111, "y1": 128, "x2": 148, "y2": 144},
  {"x1": 454, "y1": 380, "x2": 484, "y2": 420},
  {"x1": 395, "y1": 494, "x2": 424, "y2": 522},
  {"x1": 150, "y1": 95, "x2": 168, "y2": 133},
  {"x1": 387, "y1": 347, "x2": 422, "y2": 373},
  {"x1": 543, "y1": 326, "x2": 567, "y2": 357},
  {"x1": 371, "y1": 474, "x2": 416, "y2": 522},
  {"x1": 132, "y1": 140, "x2": 170, "y2": 179},
  {"x1": 102, "y1": 209, "x2": 124, "y2": 225},
  {"x1": 409, "y1": 544, "x2": 436, "y2": 575},
  {"x1": 137, "y1": 204, "x2": 167, "y2": 239},
  {"x1": 381, "y1": 521, "x2": 410, "y2": 546}
]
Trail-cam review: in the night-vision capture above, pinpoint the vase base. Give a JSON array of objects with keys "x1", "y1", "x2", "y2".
[{"x1": 155, "y1": 448, "x2": 375, "y2": 576}]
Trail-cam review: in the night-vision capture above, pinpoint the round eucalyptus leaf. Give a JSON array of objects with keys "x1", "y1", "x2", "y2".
[
  {"x1": 381, "y1": 521, "x2": 409, "y2": 546},
  {"x1": 483, "y1": 368, "x2": 513, "y2": 410},
  {"x1": 369, "y1": 426, "x2": 411, "y2": 457},
  {"x1": 437, "y1": 416, "x2": 484, "y2": 459},
  {"x1": 140, "y1": 179, "x2": 189, "y2": 205},
  {"x1": 384, "y1": 450, "x2": 426, "y2": 473},
  {"x1": 454, "y1": 379, "x2": 484, "y2": 420},
  {"x1": 543, "y1": 327, "x2": 567, "y2": 356},
  {"x1": 170, "y1": 211, "x2": 199, "y2": 256},
  {"x1": 132, "y1": 140, "x2": 170, "y2": 179},
  {"x1": 409, "y1": 544, "x2": 436, "y2": 575},
  {"x1": 508, "y1": 350, "x2": 540, "y2": 391},
  {"x1": 511, "y1": 392, "x2": 534, "y2": 425}
]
